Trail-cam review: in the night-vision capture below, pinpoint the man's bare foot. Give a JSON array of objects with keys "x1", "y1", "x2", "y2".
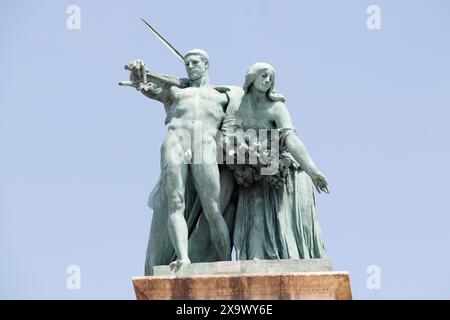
[{"x1": 169, "y1": 259, "x2": 191, "y2": 272}]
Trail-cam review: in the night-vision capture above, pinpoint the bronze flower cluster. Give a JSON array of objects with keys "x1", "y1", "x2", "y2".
[{"x1": 224, "y1": 131, "x2": 294, "y2": 188}]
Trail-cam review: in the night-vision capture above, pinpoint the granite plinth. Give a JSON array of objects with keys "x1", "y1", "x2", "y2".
[{"x1": 132, "y1": 260, "x2": 352, "y2": 300}]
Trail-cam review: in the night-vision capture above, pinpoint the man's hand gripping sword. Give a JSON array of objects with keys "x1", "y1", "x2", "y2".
[{"x1": 118, "y1": 18, "x2": 185, "y2": 92}]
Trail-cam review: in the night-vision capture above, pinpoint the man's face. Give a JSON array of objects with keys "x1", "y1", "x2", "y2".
[
  {"x1": 253, "y1": 69, "x2": 273, "y2": 93},
  {"x1": 185, "y1": 55, "x2": 208, "y2": 81}
]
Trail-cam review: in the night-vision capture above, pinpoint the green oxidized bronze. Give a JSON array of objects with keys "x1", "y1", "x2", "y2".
[{"x1": 120, "y1": 21, "x2": 329, "y2": 275}]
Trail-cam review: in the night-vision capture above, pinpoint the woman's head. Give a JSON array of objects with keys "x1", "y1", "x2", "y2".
[{"x1": 243, "y1": 62, "x2": 285, "y2": 102}]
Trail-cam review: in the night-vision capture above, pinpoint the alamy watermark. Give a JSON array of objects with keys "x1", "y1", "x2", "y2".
[
  {"x1": 366, "y1": 264, "x2": 382, "y2": 290},
  {"x1": 161, "y1": 122, "x2": 281, "y2": 176},
  {"x1": 66, "y1": 5, "x2": 81, "y2": 30},
  {"x1": 66, "y1": 265, "x2": 81, "y2": 290},
  {"x1": 366, "y1": 5, "x2": 381, "y2": 30}
]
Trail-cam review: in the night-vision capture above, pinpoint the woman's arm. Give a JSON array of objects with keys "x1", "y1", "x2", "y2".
[{"x1": 272, "y1": 102, "x2": 329, "y2": 193}]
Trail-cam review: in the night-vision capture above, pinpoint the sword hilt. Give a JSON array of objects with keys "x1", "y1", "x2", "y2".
[{"x1": 124, "y1": 64, "x2": 148, "y2": 84}]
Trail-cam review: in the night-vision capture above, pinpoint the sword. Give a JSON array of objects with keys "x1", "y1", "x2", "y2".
[
  {"x1": 118, "y1": 18, "x2": 185, "y2": 88},
  {"x1": 139, "y1": 17, "x2": 185, "y2": 65}
]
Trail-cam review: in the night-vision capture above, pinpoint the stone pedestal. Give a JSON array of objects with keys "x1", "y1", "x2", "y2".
[
  {"x1": 133, "y1": 271, "x2": 352, "y2": 300},
  {"x1": 132, "y1": 260, "x2": 352, "y2": 300}
]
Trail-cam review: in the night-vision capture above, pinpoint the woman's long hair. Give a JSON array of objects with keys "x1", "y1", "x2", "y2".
[{"x1": 243, "y1": 62, "x2": 285, "y2": 102}]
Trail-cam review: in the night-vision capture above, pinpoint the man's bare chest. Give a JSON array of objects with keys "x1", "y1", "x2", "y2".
[{"x1": 170, "y1": 87, "x2": 226, "y2": 115}]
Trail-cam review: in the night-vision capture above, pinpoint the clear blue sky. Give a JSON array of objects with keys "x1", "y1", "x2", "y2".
[{"x1": 1, "y1": 0, "x2": 450, "y2": 299}]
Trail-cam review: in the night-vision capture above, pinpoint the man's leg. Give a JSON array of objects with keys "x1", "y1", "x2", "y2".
[
  {"x1": 161, "y1": 136, "x2": 190, "y2": 265},
  {"x1": 188, "y1": 165, "x2": 236, "y2": 262},
  {"x1": 191, "y1": 162, "x2": 231, "y2": 261}
]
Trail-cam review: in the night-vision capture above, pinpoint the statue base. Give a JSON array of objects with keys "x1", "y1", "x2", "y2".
[{"x1": 132, "y1": 260, "x2": 352, "y2": 300}]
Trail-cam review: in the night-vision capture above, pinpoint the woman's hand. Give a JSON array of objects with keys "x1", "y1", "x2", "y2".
[{"x1": 310, "y1": 170, "x2": 329, "y2": 194}]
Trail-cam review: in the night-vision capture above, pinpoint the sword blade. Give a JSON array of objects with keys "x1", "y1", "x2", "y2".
[{"x1": 140, "y1": 17, "x2": 185, "y2": 65}]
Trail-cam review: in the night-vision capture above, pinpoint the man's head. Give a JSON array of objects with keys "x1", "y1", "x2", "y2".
[{"x1": 184, "y1": 49, "x2": 209, "y2": 81}]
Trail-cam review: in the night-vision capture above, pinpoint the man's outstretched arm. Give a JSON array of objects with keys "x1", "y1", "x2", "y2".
[{"x1": 120, "y1": 59, "x2": 189, "y2": 105}]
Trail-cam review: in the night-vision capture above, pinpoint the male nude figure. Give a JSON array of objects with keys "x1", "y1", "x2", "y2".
[{"x1": 126, "y1": 49, "x2": 231, "y2": 267}]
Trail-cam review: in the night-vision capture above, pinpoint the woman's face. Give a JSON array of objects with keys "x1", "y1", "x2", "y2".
[{"x1": 253, "y1": 69, "x2": 273, "y2": 93}]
